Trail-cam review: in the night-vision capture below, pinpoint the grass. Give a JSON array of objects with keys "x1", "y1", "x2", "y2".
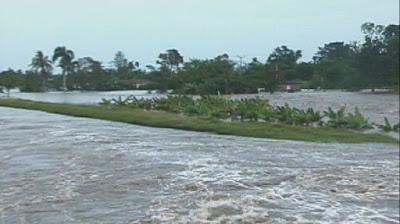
[{"x1": 0, "y1": 98, "x2": 398, "y2": 144}]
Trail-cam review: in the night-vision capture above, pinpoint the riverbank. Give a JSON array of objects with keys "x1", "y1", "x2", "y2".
[{"x1": 0, "y1": 99, "x2": 397, "y2": 144}]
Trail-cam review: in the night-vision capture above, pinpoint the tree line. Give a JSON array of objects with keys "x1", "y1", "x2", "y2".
[{"x1": 0, "y1": 22, "x2": 398, "y2": 95}]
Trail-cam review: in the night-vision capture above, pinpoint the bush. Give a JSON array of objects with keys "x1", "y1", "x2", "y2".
[
  {"x1": 324, "y1": 107, "x2": 372, "y2": 129},
  {"x1": 102, "y1": 95, "x2": 382, "y2": 131}
]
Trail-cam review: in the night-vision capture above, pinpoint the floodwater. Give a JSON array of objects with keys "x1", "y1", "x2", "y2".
[
  {"x1": 236, "y1": 91, "x2": 400, "y2": 125},
  {"x1": 4, "y1": 90, "x2": 399, "y2": 124},
  {"x1": 0, "y1": 107, "x2": 399, "y2": 223},
  {"x1": 4, "y1": 90, "x2": 162, "y2": 105}
]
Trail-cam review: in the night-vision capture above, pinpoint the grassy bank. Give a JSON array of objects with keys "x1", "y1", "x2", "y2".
[{"x1": 0, "y1": 99, "x2": 397, "y2": 144}]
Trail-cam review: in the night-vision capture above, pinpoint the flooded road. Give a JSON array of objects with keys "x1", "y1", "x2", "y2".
[{"x1": 0, "y1": 107, "x2": 399, "y2": 223}]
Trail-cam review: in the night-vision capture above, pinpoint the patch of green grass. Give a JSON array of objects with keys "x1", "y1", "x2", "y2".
[{"x1": 0, "y1": 99, "x2": 398, "y2": 144}]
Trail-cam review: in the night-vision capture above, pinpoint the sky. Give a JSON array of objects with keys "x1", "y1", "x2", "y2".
[{"x1": 0, "y1": 0, "x2": 399, "y2": 71}]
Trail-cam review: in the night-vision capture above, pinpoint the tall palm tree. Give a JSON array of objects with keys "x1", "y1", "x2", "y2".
[
  {"x1": 30, "y1": 51, "x2": 53, "y2": 78},
  {"x1": 52, "y1": 46, "x2": 77, "y2": 91}
]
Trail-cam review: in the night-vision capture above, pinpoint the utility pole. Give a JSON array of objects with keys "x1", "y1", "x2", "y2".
[{"x1": 236, "y1": 55, "x2": 245, "y2": 73}]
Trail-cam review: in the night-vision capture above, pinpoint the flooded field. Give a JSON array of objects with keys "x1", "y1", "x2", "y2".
[
  {"x1": 4, "y1": 90, "x2": 399, "y2": 124},
  {"x1": 0, "y1": 107, "x2": 399, "y2": 223},
  {"x1": 243, "y1": 91, "x2": 400, "y2": 125}
]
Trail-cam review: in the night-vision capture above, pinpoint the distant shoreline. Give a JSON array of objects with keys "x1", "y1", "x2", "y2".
[{"x1": 1, "y1": 88, "x2": 398, "y2": 95}]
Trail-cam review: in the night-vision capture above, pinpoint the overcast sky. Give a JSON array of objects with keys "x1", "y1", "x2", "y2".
[{"x1": 0, "y1": 0, "x2": 399, "y2": 71}]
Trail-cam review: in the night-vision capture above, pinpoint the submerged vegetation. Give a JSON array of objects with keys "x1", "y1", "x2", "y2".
[
  {"x1": 100, "y1": 95, "x2": 399, "y2": 133},
  {"x1": 0, "y1": 22, "x2": 399, "y2": 94},
  {"x1": 323, "y1": 107, "x2": 372, "y2": 129},
  {"x1": 379, "y1": 117, "x2": 400, "y2": 132},
  {"x1": 0, "y1": 98, "x2": 397, "y2": 144}
]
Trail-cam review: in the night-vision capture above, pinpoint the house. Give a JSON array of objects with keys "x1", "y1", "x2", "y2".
[{"x1": 278, "y1": 79, "x2": 304, "y2": 92}]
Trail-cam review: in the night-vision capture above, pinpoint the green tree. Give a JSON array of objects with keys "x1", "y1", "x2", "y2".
[
  {"x1": 313, "y1": 60, "x2": 361, "y2": 90},
  {"x1": 267, "y1": 46, "x2": 302, "y2": 66},
  {"x1": 267, "y1": 46, "x2": 302, "y2": 82},
  {"x1": 128, "y1": 61, "x2": 139, "y2": 71},
  {"x1": 355, "y1": 22, "x2": 399, "y2": 90},
  {"x1": 22, "y1": 71, "x2": 46, "y2": 92},
  {"x1": 245, "y1": 58, "x2": 278, "y2": 93},
  {"x1": 357, "y1": 22, "x2": 391, "y2": 89},
  {"x1": 312, "y1": 42, "x2": 360, "y2": 89},
  {"x1": 382, "y1": 24, "x2": 399, "y2": 89},
  {"x1": 0, "y1": 70, "x2": 23, "y2": 97},
  {"x1": 111, "y1": 51, "x2": 139, "y2": 77},
  {"x1": 30, "y1": 51, "x2": 53, "y2": 76},
  {"x1": 157, "y1": 49, "x2": 184, "y2": 74},
  {"x1": 52, "y1": 47, "x2": 77, "y2": 91},
  {"x1": 313, "y1": 42, "x2": 355, "y2": 62},
  {"x1": 173, "y1": 54, "x2": 236, "y2": 94},
  {"x1": 288, "y1": 62, "x2": 314, "y2": 81},
  {"x1": 78, "y1": 57, "x2": 104, "y2": 73},
  {"x1": 29, "y1": 51, "x2": 53, "y2": 90},
  {"x1": 72, "y1": 57, "x2": 109, "y2": 90},
  {"x1": 112, "y1": 51, "x2": 128, "y2": 74}
]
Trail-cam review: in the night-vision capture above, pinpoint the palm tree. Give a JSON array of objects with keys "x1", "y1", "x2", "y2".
[
  {"x1": 52, "y1": 46, "x2": 77, "y2": 91},
  {"x1": 30, "y1": 51, "x2": 53, "y2": 76}
]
